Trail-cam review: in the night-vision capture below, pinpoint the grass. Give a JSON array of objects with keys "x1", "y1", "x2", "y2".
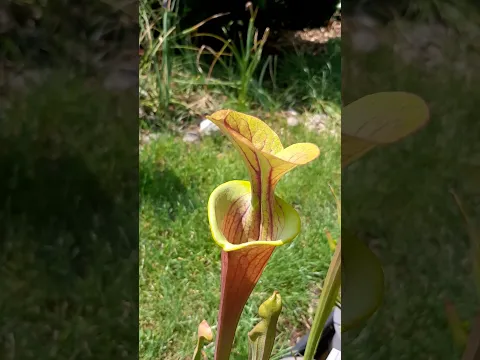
[
  {"x1": 274, "y1": 41, "x2": 341, "y2": 111},
  {"x1": 342, "y1": 13, "x2": 480, "y2": 359},
  {"x1": 139, "y1": 121, "x2": 340, "y2": 359},
  {"x1": 140, "y1": 36, "x2": 341, "y2": 132},
  {"x1": 139, "y1": 0, "x2": 341, "y2": 131}
]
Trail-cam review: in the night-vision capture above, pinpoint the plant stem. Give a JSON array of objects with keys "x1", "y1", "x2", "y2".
[{"x1": 303, "y1": 240, "x2": 341, "y2": 360}]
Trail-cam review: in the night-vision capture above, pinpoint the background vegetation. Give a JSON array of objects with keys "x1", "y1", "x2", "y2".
[{"x1": 139, "y1": 0, "x2": 341, "y2": 131}]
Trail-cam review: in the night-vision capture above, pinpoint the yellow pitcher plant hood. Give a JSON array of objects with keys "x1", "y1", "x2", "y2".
[{"x1": 206, "y1": 109, "x2": 319, "y2": 360}]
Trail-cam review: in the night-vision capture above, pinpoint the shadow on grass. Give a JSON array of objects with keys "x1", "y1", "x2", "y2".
[{"x1": 140, "y1": 165, "x2": 189, "y2": 220}]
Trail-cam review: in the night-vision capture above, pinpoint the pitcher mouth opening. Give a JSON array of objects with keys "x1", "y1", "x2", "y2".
[{"x1": 207, "y1": 180, "x2": 302, "y2": 252}]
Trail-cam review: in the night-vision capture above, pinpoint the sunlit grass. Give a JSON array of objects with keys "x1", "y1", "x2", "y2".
[{"x1": 139, "y1": 121, "x2": 340, "y2": 359}]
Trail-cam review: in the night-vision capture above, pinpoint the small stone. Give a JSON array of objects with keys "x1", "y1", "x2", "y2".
[
  {"x1": 183, "y1": 131, "x2": 201, "y2": 143},
  {"x1": 308, "y1": 122, "x2": 326, "y2": 132},
  {"x1": 309, "y1": 114, "x2": 328, "y2": 126},
  {"x1": 148, "y1": 133, "x2": 161, "y2": 142},
  {"x1": 199, "y1": 119, "x2": 219, "y2": 136},
  {"x1": 287, "y1": 116, "x2": 300, "y2": 127},
  {"x1": 306, "y1": 113, "x2": 329, "y2": 133},
  {"x1": 139, "y1": 132, "x2": 161, "y2": 146}
]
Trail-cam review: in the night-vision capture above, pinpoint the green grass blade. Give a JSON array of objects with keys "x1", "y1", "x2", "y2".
[
  {"x1": 258, "y1": 56, "x2": 271, "y2": 88},
  {"x1": 179, "y1": 12, "x2": 230, "y2": 36}
]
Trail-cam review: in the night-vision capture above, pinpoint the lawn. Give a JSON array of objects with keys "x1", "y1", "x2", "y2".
[{"x1": 139, "y1": 119, "x2": 340, "y2": 359}]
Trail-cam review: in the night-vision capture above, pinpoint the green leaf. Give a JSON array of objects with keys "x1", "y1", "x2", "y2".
[{"x1": 248, "y1": 291, "x2": 283, "y2": 360}]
